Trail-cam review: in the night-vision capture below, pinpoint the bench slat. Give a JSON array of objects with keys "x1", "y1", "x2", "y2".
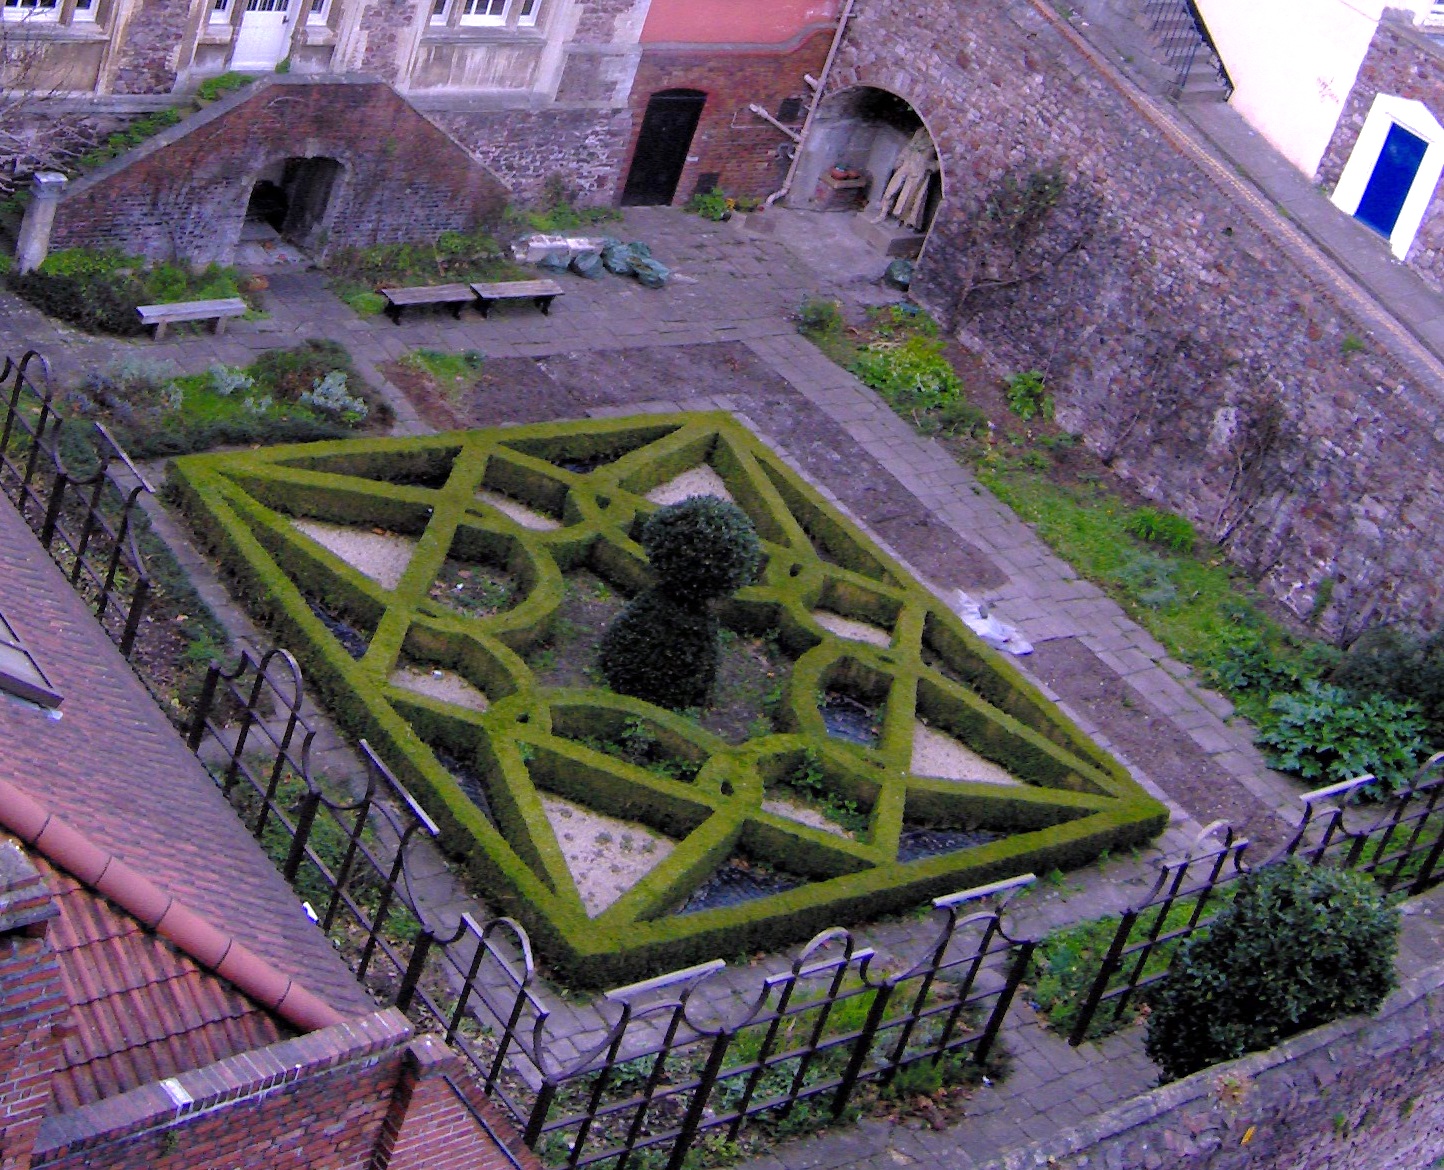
[
  {"x1": 379, "y1": 284, "x2": 475, "y2": 305},
  {"x1": 470, "y1": 279, "x2": 565, "y2": 298}
]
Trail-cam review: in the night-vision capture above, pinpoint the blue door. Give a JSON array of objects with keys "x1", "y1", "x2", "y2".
[{"x1": 1355, "y1": 123, "x2": 1428, "y2": 238}]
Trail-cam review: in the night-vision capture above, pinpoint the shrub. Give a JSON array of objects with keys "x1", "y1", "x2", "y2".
[
  {"x1": 1114, "y1": 549, "x2": 1178, "y2": 609},
  {"x1": 1145, "y1": 860, "x2": 1398, "y2": 1081},
  {"x1": 1332, "y1": 626, "x2": 1444, "y2": 741},
  {"x1": 299, "y1": 370, "x2": 368, "y2": 422},
  {"x1": 1004, "y1": 370, "x2": 1051, "y2": 421},
  {"x1": 601, "y1": 496, "x2": 762, "y2": 709},
  {"x1": 933, "y1": 398, "x2": 989, "y2": 439},
  {"x1": 1125, "y1": 507, "x2": 1196, "y2": 553},
  {"x1": 852, "y1": 336, "x2": 963, "y2": 412},
  {"x1": 685, "y1": 188, "x2": 731, "y2": 221},
  {"x1": 796, "y1": 298, "x2": 843, "y2": 337},
  {"x1": 251, "y1": 339, "x2": 357, "y2": 402},
  {"x1": 640, "y1": 495, "x2": 762, "y2": 606},
  {"x1": 1257, "y1": 680, "x2": 1425, "y2": 792}
]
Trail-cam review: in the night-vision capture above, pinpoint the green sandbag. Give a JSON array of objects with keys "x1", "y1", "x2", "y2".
[
  {"x1": 570, "y1": 251, "x2": 604, "y2": 279},
  {"x1": 601, "y1": 242, "x2": 635, "y2": 276},
  {"x1": 632, "y1": 257, "x2": 671, "y2": 289}
]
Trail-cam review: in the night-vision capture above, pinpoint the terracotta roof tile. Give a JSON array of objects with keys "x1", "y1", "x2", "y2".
[{"x1": 0, "y1": 494, "x2": 370, "y2": 1018}]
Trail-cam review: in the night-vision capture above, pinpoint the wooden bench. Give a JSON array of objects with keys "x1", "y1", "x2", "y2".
[
  {"x1": 470, "y1": 278, "x2": 564, "y2": 319},
  {"x1": 379, "y1": 283, "x2": 477, "y2": 325},
  {"x1": 137, "y1": 298, "x2": 248, "y2": 341}
]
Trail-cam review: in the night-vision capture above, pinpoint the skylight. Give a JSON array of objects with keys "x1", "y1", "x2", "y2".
[{"x1": 0, "y1": 610, "x2": 62, "y2": 709}]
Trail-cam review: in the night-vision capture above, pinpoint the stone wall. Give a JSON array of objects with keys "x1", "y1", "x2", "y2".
[
  {"x1": 46, "y1": 77, "x2": 509, "y2": 265},
  {"x1": 979, "y1": 959, "x2": 1444, "y2": 1169},
  {"x1": 833, "y1": 0, "x2": 1444, "y2": 640},
  {"x1": 1317, "y1": 15, "x2": 1444, "y2": 293},
  {"x1": 624, "y1": 32, "x2": 831, "y2": 204}
]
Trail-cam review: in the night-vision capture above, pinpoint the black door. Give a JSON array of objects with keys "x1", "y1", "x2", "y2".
[{"x1": 622, "y1": 90, "x2": 705, "y2": 206}]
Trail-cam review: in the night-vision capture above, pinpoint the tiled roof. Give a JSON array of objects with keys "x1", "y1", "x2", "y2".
[
  {"x1": 0, "y1": 493, "x2": 371, "y2": 1019},
  {"x1": 34, "y1": 855, "x2": 295, "y2": 1113}
]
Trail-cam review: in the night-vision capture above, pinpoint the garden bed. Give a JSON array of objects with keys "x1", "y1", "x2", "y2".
[
  {"x1": 170, "y1": 412, "x2": 1166, "y2": 984},
  {"x1": 324, "y1": 231, "x2": 530, "y2": 316},
  {"x1": 66, "y1": 340, "x2": 391, "y2": 458}
]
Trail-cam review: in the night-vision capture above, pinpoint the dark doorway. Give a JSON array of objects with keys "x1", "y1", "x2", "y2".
[
  {"x1": 622, "y1": 90, "x2": 705, "y2": 206},
  {"x1": 245, "y1": 179, "x2": 288, "y2": 232},
  {"x1": 1356, "y1": 123, "x2": 1428, "y2": 238},
  {"x1": 281, "y1": 157, "x2": 342, "y2": 246}
]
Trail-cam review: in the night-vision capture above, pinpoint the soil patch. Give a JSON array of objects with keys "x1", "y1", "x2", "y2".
[
  {"x1": 428, "y1": 557, "x2": 514, "y2": 619},
  {"x1": 526, "y1": 569, "x2": 626, "y2": 688},
  {"x1": 701, "y1": 630, "x2": 788, "y2": 743},
  {"x1": 1026, "y1": 637, "x2": 1287, "y2": 845}
]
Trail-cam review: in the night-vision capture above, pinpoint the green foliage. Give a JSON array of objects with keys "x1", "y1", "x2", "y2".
[
  {"x1": 195, "y1": 71, "x2": 259, "y2": 102},
  {"x1": 1003, "y1": 370, "x2": 1051, "y2": 421},
  {"x1": 325, "y1": 229, "x2": 523, "y2": 305},
  {"x1": 796, "y1": 298, "x2": 844, "y2": 338},
  {"x1": 1125, "y1": 507, "x2": 1196, "y2": 553},
  {"x1": 640, "y1": 496, "x2": 763, "y2": 606},
  {"x1": 1257, "y1": 681, "x2": 1426, "y2": 792},
  {"x1": 1145, "y1": 860, "x2": 1398, "y2": 1081},
  {"x1": 1332, "y1": 626, "x2": 1444, "y2": 743},
  {"x1": 1341, "y1": 333, "x2": 1365, "y2": 357},
  {"x1": 405, "y1": 348, "x2": 484, "y2": 384},
  {"x1": 8, "y1": 249, "x2": 242, "y2": 336},
  {"x1": 984, "y1": 164, "x2": 1067, "y2": 246},
  {"x1": 1115, "y1": 550, "x2": 1178, "y2": 609},
  {"x1": 852, "y1": 337, "x2": 963, "y2": 412},
  {"x1": 866, "y1": 303, "x2": 939, "y2": 340},
  {"x1": 772, "y1": 749, "x2": 870, "y2": 835},
  {"x1": 685, "y1": 187, "x2": 731, "y2": 221},
  {"x1": 75, "y1": 108, "x2": 183, "y2": 171}
]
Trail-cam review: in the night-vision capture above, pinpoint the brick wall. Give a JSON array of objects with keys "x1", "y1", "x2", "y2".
[
  {"x1": 0, "y1": 846, "x2": 65, "y2": 1170},
  {"x1": 47, "y1": 78, "x2": 509, "y2": 265},
  {"x1": 1317, "y1": 16, "x2": 1444, "y2": 292},
  {"x1": 831, "y1": 0, "x2": 1444, "y2": 640},
  {"x1": 622, "y1": 32, "x2": 831, "y2": 204}
]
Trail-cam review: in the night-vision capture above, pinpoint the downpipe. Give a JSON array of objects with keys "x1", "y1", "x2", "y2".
[{"x1": 763, "y1": 0, "x2": 857, "y2": 209}]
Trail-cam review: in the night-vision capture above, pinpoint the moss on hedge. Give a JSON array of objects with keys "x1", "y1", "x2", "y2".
[{"x1": 172, "y1": 413, "x2": 1166, "y2": 984}]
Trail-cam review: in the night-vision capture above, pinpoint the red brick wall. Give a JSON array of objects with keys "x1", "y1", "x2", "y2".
[
  {"x1": 0, "y1": 854, "x2": 65, "y2": 1170},
  {"x1": 620, "y1": 32, "x2": 832, "y2": 204},
  {"x1": 49, "y1": 77, "x2": 509, "y2": 267}
]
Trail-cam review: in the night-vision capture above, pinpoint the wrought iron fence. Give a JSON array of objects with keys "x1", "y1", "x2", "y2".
[
  {"x1": 0, "y1": 349, "x2": 153, "y2": 655},
  {"x1": 1064, "y1": 753, "x2": 1444, "y2": 1045},
  {"x1": 185, "y1": 643, "x2": 1039, "y2": 1170}
]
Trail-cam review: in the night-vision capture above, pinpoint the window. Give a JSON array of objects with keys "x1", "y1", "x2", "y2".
[
  {"x1": 460, "y1": 0, "x2": 505, "y2": 25},
  {"x1": 429, "y1": 0, "x2": 446, "y2": 24},
  {"x1": 2, "y1": 0, "x2": 60, "y2": 23},
  {"x1": 0, "y1": 611, "x2": 61, "y2": 709},
  {"x1": 72, "y1": 0, "x2": 95, "y2": 22},
  {"x1": 516, "y1": 0, "x2": 536, "y2": 25},
  {"x1": 307, "y1": 0, "x2": 328, "y2": 24},
  {"x1": 210, "y1": 0, "x2": 231, "y2": 22}
]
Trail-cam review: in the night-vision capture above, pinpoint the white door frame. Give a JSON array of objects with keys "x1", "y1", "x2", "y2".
[
  {"x1": 231, "y1": 0, "x2": 294, "y2": 71},
  {"x1": 1332, "y1": 93, "x2": 1444, "y2": 260}
]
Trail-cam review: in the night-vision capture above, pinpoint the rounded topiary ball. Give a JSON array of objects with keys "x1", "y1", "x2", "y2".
[
  {"x1": 598, "y1": 590, "x2": 719, "y2": 710},
  {"x1": 641, "y1": 496, "x2": 762, "y2": 607}
]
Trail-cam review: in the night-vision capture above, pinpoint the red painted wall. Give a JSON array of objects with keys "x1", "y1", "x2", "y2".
[{"x1": 641, "y1": 0, "x2": 838, "y2": 46}]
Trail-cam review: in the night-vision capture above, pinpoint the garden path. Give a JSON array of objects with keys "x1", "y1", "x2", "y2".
[{"x1": 0, "y1": 206, "x2": 1315, "y2": 1169}]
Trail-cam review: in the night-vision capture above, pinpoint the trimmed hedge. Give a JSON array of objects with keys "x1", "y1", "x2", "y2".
[{"x1": 172, "y1": 413, "x2": 1167, "y2": 985}]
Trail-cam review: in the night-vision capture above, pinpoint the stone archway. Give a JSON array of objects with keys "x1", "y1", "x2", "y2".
[
  {"x1": 243, "y1": 155, "x2": 345, "y2": 252},
  {"x1": 789, "y1": 86, "x2": 945, "y2": 259}
]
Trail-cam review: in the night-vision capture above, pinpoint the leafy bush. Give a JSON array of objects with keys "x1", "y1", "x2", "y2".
[
  {"x1": 1332, "y1": 626, "x2": 1444, "y2": 742},
  {"x1": 299, "y1": 370, "x2": 368, "y2": 422},
  {"x1": 195, "y1": 71, "x2": 258, "y2": 103},
  {"x1": 8, "y1": 249, "x2": 242, "y2": 336},
  {"x1": 1257, "y1": 680, "x2": 1425, "y2": 792},
  {"x1": 75, "y1": 108, "x2": 183, "y2": 172},
  {"x1": 1004, "y1": 370, "x2": 1051, "y2": 421},
  {"x1": 1114, "y1": 550, "x2": 1178, "y2": 609},
  {"x1": 1145, "y1": 860, "x2": 1398, "y2": 1081},
  {"x1": 1126, "y1": 507, "x2": 1196, "y2": 553},
  {"x1": 600, "y1": 497, "x2": 762, "y2": 709},
  {"x1": 852, "y1": 337, "x2": 963, "y2": 411},
  {"x1": 685, "y1": 187, "x2": 731, "y2": 221},
  {"x1": 251, "y1": 339, "x2": 357, "y2": 402}
]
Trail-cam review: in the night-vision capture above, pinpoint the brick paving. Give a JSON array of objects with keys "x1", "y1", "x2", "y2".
[{"x1": 0, "y1": 205, "x2": 1329, "y2": 1168}]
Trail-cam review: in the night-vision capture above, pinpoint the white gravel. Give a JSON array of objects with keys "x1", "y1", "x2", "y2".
[
  {"x1": 645, "y1": 465, "x2": 734, "y2": 506},
  {"x1": 475, "y1": 488, "x2": 561, "y2": 530},
  {"x1": 813, "y1": 610, "x2": 892, "y2": 647},
  {"x1": 911, "y1": 722, "x2": 1021, "y2": 785},
  {"x1": 762, "y1": 798, "x2": 852, "y2": 838},
  {"x1": 541, "y1": 796, "x2": 675, "y2": 916},
  {"x1": 291, "y1": 519, "x2": 416, "y2": 591},
  {"x1": 389, "y1": 667, "x2": 490, "y2": 712}
]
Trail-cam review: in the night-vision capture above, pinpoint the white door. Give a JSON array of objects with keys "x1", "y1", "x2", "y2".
[{"x1": 231, "y1": 0, "x2": 292, "y2": 70}]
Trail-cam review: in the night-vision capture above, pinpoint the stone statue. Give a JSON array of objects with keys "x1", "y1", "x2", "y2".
[{"x1": 872, "y1": 128, "x2": 938, "y2": 231}]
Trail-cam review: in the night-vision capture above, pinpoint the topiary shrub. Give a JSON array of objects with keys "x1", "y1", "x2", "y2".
[
  {"x1": 600, "y1": 496, "x2": 761, "y2": 709},
  {"x1": 1145, "y1": 859, "x2": 1399, "y2": 1082}
]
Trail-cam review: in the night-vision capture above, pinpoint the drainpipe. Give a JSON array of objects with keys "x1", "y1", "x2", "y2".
[{"x1": 763, "y1": 0, "x2": 857, "y2": 209}]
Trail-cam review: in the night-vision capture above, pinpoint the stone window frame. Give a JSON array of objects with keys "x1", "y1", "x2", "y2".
[
  {"x1": 1331, "y1": 92, "x2": 1444, "y2": 260},
  {"x1": 2, "y1": 0, "x2": 98, "y2": 27},
  {"x1": 429, "y1": 0, "x2": 539, "y2": 32}
]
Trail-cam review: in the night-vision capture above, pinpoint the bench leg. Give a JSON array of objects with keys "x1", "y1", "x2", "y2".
[
  {"x1": 449, "y1": 302, "x2": 465, "y2": 320},
  {"x1": 386, "y1": 304, "x2": 403, "y2": 326},
  {"x1": 152, "y1": 321, "x2": 168, "y2": 342},
  {"x1": 535, "y1": 296, "x2": 556, "y2": 316},
  {"x1": 213, "y1": 316, "x2": 229, "y2": 336},
  {"x1": 478, "y1": 298, "x2": 493, "y2": 319}
]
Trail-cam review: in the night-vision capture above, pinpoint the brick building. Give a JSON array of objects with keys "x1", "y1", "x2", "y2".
[{"x1": 0, "y1": 489, "x2": 532, "y2": 1169}]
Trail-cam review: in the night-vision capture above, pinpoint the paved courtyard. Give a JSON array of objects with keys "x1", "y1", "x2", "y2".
[{"x1": 0, "y1": 205, "x2": 1320, "y2": 1169}]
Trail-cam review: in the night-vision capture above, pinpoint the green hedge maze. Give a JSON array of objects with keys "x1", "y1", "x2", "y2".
[{"x1": 173, "y1": 413, "x2": 1166, "y2": 984}]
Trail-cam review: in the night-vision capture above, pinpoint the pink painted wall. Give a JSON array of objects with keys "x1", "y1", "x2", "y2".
[{"x1": 641, "y1": 0, "x2": 839, "y2": 45}]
